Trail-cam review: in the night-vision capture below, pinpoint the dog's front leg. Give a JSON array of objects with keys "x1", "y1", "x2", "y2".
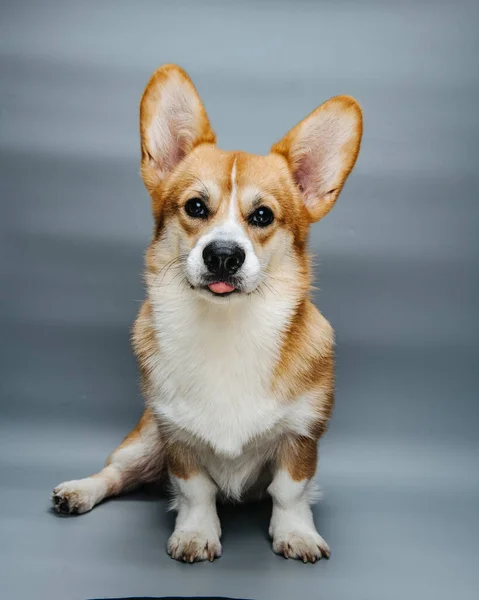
[
  {"x1": 52, "y1": 408, "x2": 163, "y2": 515},
  {"x1": 268, "y1": 436, "x2": 330, "y2": 563},
  {"x1": 167, "y1": 446, "x2": 221, "y2": 562}
]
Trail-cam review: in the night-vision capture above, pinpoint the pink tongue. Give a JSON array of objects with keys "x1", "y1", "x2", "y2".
[{"x1": 208, "y1": 282, "x2": 236, "y2": 294}]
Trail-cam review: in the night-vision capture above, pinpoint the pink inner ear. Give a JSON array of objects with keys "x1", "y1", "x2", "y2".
[
  {"x1": 292, "y1": 135, "x2": 344, "y2": 212},
  {"x1": 293, "y1": 151, "x2": 321, "y2": 209},
  {"x1": 153, "y1": 105, "x2": 189, "y2": 173},
  {"x1": 293, "y1": 164, "x2": 307, "y2": 193},
  {"x1": 147, "y1": 78, "x2": 200, "y2": 175},
  {"x1": 167, "y1": 132, "x2": 185, "y2": 170}
]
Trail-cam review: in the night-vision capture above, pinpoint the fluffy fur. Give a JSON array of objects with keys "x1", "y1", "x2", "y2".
[{"x1": 51, "y1": 64, "x2": 362, "y2": 563}]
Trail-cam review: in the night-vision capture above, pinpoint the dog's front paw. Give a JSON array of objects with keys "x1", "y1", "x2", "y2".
[
  {"x1": 272, "y1": 530, "x2": 330, "y2": 563},
  {"x1": 51, "y1": 479, "x2": 100, "y2": 515},
  {"x1": 167, "y1": 530, "x2": 222, "y2": 563}
]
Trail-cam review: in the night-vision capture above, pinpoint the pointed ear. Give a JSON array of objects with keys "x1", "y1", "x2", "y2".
[
  {"x1": 271, "y1": 96, "x2": 363, "y2": 222},
  {"x1": 140, "y1": 64, "x2": 216, "y2": 192}
]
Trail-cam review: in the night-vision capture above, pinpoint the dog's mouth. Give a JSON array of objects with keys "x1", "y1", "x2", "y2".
[
  {"x1": 198, "y1": 276, "x2": 243, "y2": 297},
  {"x1": 207, "y1": 281, "x2": 237, "y2": 295},
  {"x1": 185, "y1": 271, "x2": 248, "y2": 299}
]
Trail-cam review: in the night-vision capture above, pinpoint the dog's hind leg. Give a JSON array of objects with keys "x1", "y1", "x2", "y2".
[{"x1": 51, "y1": 408, "x2": 164, "y2": 515}]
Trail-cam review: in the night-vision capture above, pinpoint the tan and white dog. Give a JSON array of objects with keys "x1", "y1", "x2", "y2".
[{"x1": 51, "y1": 64, "x2": 362, "y2": 563}]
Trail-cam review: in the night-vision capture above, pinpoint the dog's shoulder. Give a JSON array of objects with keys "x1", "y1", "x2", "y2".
[
  {"x1": 131, "y1": 299, "x2": 160, "y2": 387},
  {"x1": 273, "y1": 298, "x2": 334, "y2": 401}
]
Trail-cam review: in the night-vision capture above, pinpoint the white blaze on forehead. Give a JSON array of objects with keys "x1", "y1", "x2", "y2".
[
  {"x1": 212, "y1": 157, "x2": 243, "y2": 238},
  {"x1": 229, "y1": 159, "x2": 238, "y2": 222}
]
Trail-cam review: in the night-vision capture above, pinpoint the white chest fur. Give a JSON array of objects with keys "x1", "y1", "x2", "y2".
[{"x1": 148, "y1": 286, "x2": 316, "y2": 460}]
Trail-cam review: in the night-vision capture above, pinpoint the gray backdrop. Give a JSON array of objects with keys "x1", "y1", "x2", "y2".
[{"x1": 1, "y1": 1, "x2": 478, "y2": 599}]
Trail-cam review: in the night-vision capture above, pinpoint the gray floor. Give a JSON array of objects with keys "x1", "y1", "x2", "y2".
[{"x1": 1, "y1": 1, "x2": 478, "y2": 599}]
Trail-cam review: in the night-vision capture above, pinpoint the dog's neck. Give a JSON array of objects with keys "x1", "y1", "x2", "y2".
[{"x1": 150, "y1": 279, "x2": 299, "y2": 340}]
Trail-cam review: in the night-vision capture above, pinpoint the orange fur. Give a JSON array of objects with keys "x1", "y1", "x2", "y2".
[
  {"x1": 166, "y1": 442, "x2": 199, "y2": 480},
  {"x1": 279, "y1": 435, "x2": 319, "y2": 482}
]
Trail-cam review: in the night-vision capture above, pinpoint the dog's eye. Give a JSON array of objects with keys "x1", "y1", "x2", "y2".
[
  {"x1": 248, "y1": 206, "x2": 274, "y2": 228},
  {"x1": 185, "y1": 198, "x2": 209, "y2": 219}
]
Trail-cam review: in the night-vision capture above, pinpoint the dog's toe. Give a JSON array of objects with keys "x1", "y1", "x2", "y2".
[
  {"x1": 51, "y1": 480, "x2": 98, "y2": 515},
  {"x1": 52, "y1": 493, "x2": 74, "y2": 515},
  {"x1": 272, "y1": 531, "x2": 330, "y2": 563},
  {"x1": 167, "y1": 530, "x2": 222, "y2": 563}
]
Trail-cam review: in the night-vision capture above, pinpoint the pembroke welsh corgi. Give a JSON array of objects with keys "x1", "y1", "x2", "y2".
[{"x1": 52, "y1": 64, "x2": 362, "y2": 563}]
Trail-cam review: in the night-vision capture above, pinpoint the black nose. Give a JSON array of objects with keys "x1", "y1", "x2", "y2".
[{"x1": 202, "y1": 241, "x2": 246, "y2": 277}]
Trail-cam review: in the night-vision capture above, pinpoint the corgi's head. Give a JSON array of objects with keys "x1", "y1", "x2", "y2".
[{"x1": 140, "y1": 65, "x2": 362, "y2": 305}]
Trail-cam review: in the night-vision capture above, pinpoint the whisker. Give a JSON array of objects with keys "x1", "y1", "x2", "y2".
[{"x1": 150, "y1": 253, "x2": 189, "y2": 288}]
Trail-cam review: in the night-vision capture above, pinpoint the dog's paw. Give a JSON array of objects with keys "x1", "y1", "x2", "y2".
[
  {"x1": 272, "y1": 530, "x2": 330, "y2": 563},
  {"x1": 167, "y1": 530, "x2": 222, "y2": 563},
  {"x1": 51, "y1": 479, "x2": 99, "y2": 515}
]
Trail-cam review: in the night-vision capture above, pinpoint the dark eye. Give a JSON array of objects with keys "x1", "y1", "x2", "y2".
[
  {"x1": 248, "y1": 206, "x2": 274, "y2": 228},
  {"x1": 185, "y1": 198, "x2": 209, "y2": 219}
]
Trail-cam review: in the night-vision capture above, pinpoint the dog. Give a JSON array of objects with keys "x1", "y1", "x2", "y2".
[{"x1": 51, "y1": 64, "x2": 362, "y2": 563}]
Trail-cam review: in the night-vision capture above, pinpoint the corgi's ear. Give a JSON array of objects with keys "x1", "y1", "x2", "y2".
[
  {"x1": 271, "y1": 96, "x2": 362, "y2": 222},
  {"x1": 140, "y1": 64, "x2": 216, "y2": 192}
]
